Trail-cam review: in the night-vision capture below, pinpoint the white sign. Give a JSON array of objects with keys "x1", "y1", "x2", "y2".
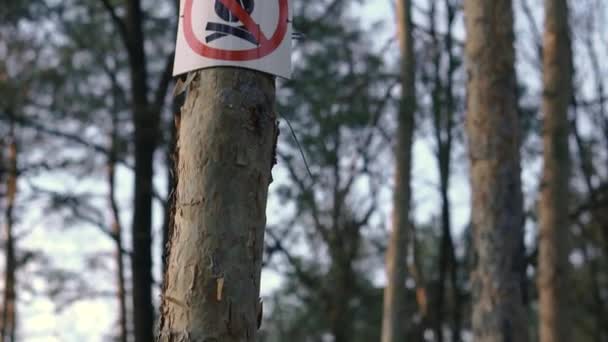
[{"x1": 173, "y1": 0, "x2": 292, "y2": 79}]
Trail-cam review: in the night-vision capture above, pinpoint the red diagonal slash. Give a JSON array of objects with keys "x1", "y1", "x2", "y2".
[{"x1": 216, "y1": 0, "x2": 269, "y2": 45}]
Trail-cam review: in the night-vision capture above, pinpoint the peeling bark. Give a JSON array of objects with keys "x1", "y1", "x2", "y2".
[
  {"x1": 464, "y1": 0, "x2": 529, "y2": 341},
  {"x1": 158, "y1": 68, "x2": 277, "y2": 342},
  {"x1": 538, "y1": 0, "x2": 573, "y2": 341},
  {"x1": 381, "y1": 0, "x2": 416, "y2": 341}
]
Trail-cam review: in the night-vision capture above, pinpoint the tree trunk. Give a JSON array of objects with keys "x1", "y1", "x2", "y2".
[
  {"x1": 158, "y1": 68, "x2": 278, "y2": 341},
  {"x1": 1, "y1": 119, "x2": 17, "y2": 342},
  {"x1": 109, "y1": 108, "x2": 128, "y2": 342},
  {"x1": 329, "y1": 259, "x2": 356, "y2": 342},
  {"x1": 162, "y1": 96, "x2": 180, "y2": 275},
  {"x1": 538, "y1": 0, "x2": 572, "y2": 341},
  {"x1": 381, "y1": 0, "x2": 415, "y2": 341},
  {"x1": 463, "y1": 0, "x2": 529, "y2": 341},
  {"x1": 442, "y1": 3, "x2": 463, "y2": 341},
  {"x1": 126, "y1": 1, "x2": 157, "y2": 340},
  {"x1": 162, "y1": 0, "x2": 181, "y2": 278},
  {"x1": 428, "y1": 3, "x2": 454, "y2": 340}
]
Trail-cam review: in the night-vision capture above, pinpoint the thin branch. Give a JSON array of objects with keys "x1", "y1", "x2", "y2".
[{"x1": 99, "y1": 0, "x2": 130, "y2": 47}]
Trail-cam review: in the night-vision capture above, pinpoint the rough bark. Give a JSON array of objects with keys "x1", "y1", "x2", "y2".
[
  {"x1": 381, "y1": 0, "x2": 415, "y2": 341},
  {"x1": 1, "y1": 120, "x2": 17, "y2": 342},
  {"x1": 162, "y1": 0, "x2": 182, "y2": 278},
  {"x1": 463, "y1": 0, "x2": 529, "y2": 341},
  {"x1": 538, "y1": 0, "x2": 572, "y2": 341},
  {"x1": 162, "y1": 96, "x2": 180, "y2": 275},
  {"x1": 158, "y1": 68, "x2": 277, "y2": 342}
]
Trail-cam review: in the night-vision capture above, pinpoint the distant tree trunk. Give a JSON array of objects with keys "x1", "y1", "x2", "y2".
[
  {"x1": 1, "y1": 117, "x2": 17, "y2": 342},
  {"x1": 381, "y1": 0, "x2": 415, "y2": 341},
  {"x1": 409, "y1": 229, "x2": 428, "y2": 320},
  {"x1": 157, "y1": 68, "x2": 278, "y2": 341},
  {"x1": 328, "y1": 258, "x2": 356, "y2": 342},
  {"x1": 435, "y1": 66, "x2": 458, "y2": 342},
  {"x1": 108, "y1": 107, "x2": 128, "y2": 342},
  {"x1": 125, "y1": 1, "x2": 157, "y2": 340},
  {"x1": 102, "y1": 0, "x2": 173, "y2": 338},
  {"x1": 571, "y1": 101, "x2": 606, "y2": 342},
  {"x1": 463, "y1": 0, "x2": 529, "y2": 341},
  {"x1": 538, "y1": 0, "x2": 572, "y2": 341},
  {"x1": 442, "y1": 3, "x2": 463, "y2": 340},
  {"x1": 428, "y1": 2, "x2": 457, "y2": 340}
]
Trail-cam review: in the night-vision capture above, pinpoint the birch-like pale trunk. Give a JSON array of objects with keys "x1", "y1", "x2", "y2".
[
  {"x1": 157, "y1": 68, "x2": 278, "y2": 341},
  {"x1": 464, "y1": 0, "x2": 529, "y2": 340},
  {"x1": 538, "y1": 0, "x2": 573, "y2": 341},
  {"x1": 381, "y1": 0, "x2": 415, "y2": 341}
]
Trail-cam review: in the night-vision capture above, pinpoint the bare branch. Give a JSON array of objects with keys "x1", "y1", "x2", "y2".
[{"x1": 99, "y1": 0, "x2": 130, "y2": 47}]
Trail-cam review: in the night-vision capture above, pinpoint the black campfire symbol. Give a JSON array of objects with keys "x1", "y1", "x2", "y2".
[{"x1": 206, "y1": 0, "x2": 258, "y2": 45}]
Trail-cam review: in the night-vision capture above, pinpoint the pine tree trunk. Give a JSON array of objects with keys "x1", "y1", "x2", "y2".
[
  {"x1": 381, "y1": 0, "x2": 415, "y2": 341},
  {"x1": 1, "y1": 120, "x2": 17, "y2": 342},
  {"x1": 463, "y1": 0, "x2": 529, "y2": 341},
  {"x1": 538, "y1": 0, "x2": 572, "y2": 341},
  {"x1": 158, "y1": 68, "x2": 278, "y2": 341}
]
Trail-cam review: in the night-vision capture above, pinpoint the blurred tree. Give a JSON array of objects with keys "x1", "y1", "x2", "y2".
[
  {"x1": 1, "y1": 110, "x2": 17, "y2": 342},
  {"x1": 568, "y1": 3, "x2": 608, "y2": 338},
  {"x1": 1, "y1": 0, "x2": 175, "y2": 339},
  {"x1": 259, "y1": 1, "x2": 402, "y2": 341},
  {"x1": 422, "y1": 1, "x2": 463, "y2": 340},
  {"x1": 107, "y1": 80, "x2": 128, "y2": 342},
  {"x1": 464, "y1": 0, "x2": 529, "y2": 340},
  {"x1": 538, "y1": 0, "x2": 573, "y2": 341},
  {"x1": 381, "y1": 0, "x2": 415, "y2": 341},
  {"x1": 114, "y1": 1, "x2": 173, "y2": 339},
  {"x1": 0, "y1": 21, "x2": 38, "y2": 341}
]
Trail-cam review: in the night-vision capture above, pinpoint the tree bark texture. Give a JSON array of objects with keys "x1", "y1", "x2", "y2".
[
  {"x1": 464, "y1": 0, "x2": 529, "y2": 341},
  {"x1": 381, "y1": 0, "x2": 415, "y2": 341},
  {"x1": 538, "y1": 0, "x2": 572, "y2": 341},
  {"x1": 158, "y1": 68, "x2": 277, "y2": 342},
  {"x1": 1, "y1": 121, "x2": 17, "y2": 342}
]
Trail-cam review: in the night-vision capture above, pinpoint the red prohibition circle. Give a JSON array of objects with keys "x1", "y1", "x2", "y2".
[{"x1": 183, "y1": 0, "x2": 289, "y2": 61}]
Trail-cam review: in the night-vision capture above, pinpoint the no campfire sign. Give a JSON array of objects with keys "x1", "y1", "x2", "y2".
[{"x1": 173, "y1": 0, "x2": 292, "y2": 79}]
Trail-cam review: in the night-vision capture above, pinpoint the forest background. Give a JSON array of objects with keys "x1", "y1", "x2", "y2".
[{"x1": 0, "y1": 0, "x2": 607, "y2": 341}]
